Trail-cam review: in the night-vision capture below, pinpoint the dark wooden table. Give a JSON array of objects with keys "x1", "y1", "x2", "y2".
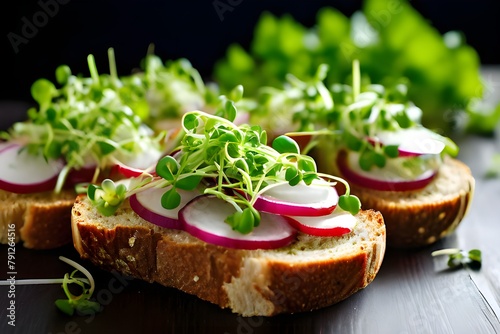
[{"x1": 1, "y1": 72, "x2": 500, "y2": 334}]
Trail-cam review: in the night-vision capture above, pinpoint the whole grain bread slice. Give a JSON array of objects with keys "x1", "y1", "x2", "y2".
[
  {"x1": 0, "y1": 189, "x2": 77, "y2": 249},
  {"x1": 71, "y1": 195, "x2": 386, "y2": 317},
  {"x1": 334, "y1": 151, "x2": 474, "y2": 248}
]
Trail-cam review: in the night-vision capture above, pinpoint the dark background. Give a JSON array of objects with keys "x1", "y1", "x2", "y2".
[{"x1": 1, "y1": 0, "x2": 499, "y2": 104}]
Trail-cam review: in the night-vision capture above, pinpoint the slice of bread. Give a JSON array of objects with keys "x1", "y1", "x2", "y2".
[
  {"x1": 71, "y1": 195, "x2": 386, "y2": 317},
  {"x1": 0, "y1": 189, "x2": 77, "y2": 249},
  {"x1": 333, "y1": 151, "x2": 475, "y2": 248}
]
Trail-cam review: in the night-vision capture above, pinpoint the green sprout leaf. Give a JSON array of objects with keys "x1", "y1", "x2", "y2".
[
  {"x1": 298, "y1": 157, "x2": 316, "y2": 172},
  {"x1": 226, "y1": 207, "x2": 259, "y2": 234},
  {"x1": 338, "y1": 194, "x2": 361, "y2": 215},
  {"x1": 383, "y1": 145, "x2": 400, "y2": 158},
  {"x1": 161, "y1": 187, "x2": 181, "y2": 210},
  {"x1": 55, "y1": 65, "x2": 72, "y2": 85},
  {"x1": 431, "y1": 248, "x2": 482, "y2": 270},
  {"x1": 88, "y1": 179, "x2": 127, "y2": 216},
  {"x1": 224, "y1": 100, "x2": 237, "y2": 122},
  {"x1": 344, "y1": 131, "x2": 363, "y2": 152},
  {"x1": 156, "y1": 155, "x2": 180, "y2": 181},
  {"x1": 55, "y1": 299, "x2": 75, "y2": 316},
  {"x1": 229, "y1": 84, "x2": 244, "y2": 102},
  {"x1": 183, "y1": 113, "x2": 199, "y2": 131},
  {"x1": 31, "y1": 78, "x2": 56, "y2": 108},
  {"x1": 272, "y1": 135, "x2": 300, "y2": 154},
  {"x1": 175, "y1": 174, "x2": 203, "y2": 191},
  {"x1": 55, "y1": 256, "x2": 101, "y2": 317},
  {"x1": 484, "y1": 153, "x2": 500, "y2": 179},
  {"x1": 468, "y1": 249, "x2": 482, "y2": 263}
]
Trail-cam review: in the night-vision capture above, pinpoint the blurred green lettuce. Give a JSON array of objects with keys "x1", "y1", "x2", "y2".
[{"x1": 213, "y1": 0, "x2": 500, "y2": 136}]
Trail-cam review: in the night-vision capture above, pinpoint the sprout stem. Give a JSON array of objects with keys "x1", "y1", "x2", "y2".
[
  {"x1": 352, "y1": 59, "x2": 360, "y2": 100},
  {"x1": 58, "y1": 256, "x2": 95, "y2": 296}
]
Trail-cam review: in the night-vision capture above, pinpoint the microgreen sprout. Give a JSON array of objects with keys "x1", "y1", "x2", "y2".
[
  {"x1": 484, "y1": 153, "x2": 500, "y2": 179},
  {"x1": 431, "y1": 248, "x2": 482, "y2": 270},
  {"x1": 0, "y1": 256, "x2": 100, "y2": 316},
  {"x1": 325, "y1": 60, "x2": 459, "y2": 174},
  {"x1": 88, "y1": 179, "x2": 128, "y2": 216},
  {"x1": 90, "y1": 109, "x2": 361, "y2": 233},
  {"x1": 55, "y1": 256, "x2": 101, "y2": 316},
  {"x1": 1, "y1": 47, "x2": 166, "y2": 193},
  {"x1": 252, "y1": 63, "x2": 335, "y2": 142},
  {"x1": 337, "y1": 60, "x2": 419, "y2": 171}
]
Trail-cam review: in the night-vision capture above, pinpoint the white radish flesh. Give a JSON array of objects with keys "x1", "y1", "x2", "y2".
[
  {"x1": 337, "y1": 151, "x2": 437, "y2": 192},
  {"x1": 286, "y1": 210, "x2": 357, "y2": 237},
  {"x1": 0, "y1": 143, "x2": 65, "y2": 193},
  {"x1": 114, "y1": 147, "x2": 163, "y2": 178},
  {"x1": 179, "y1": 195, "x2": 297, "y2": 250},
  {"x1": 373, "y1": 127, "x2": 446, "y2": 157},
  {"x1": 254, "y1": 181, "x2": 338, "y2": 216},
  {"x1": 129, "y1": 186, "x2": 200, "y2": 229}
]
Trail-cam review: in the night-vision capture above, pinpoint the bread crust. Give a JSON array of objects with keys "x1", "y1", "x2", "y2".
[
  {"x1": 0, "y1": 189, "x2": 76, "y2": 249},
  {"x1": 71, "y1": 195, "x2": 386, "y2": 316},
  {"x1": 333, "y1": 151, "x2": 474, "y2": 248}
]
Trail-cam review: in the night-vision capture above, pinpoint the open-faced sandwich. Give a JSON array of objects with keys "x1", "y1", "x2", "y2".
[
  {"x1": 244, "y1": 61, "x2": 474, "y2": 249},
  {"x1": 71, "y1": 110, "x2": 386, "y2": 316},
  {"x1": 0, "y1": 50, "x2": 167, "y2": 249},
  {"x1": 322, "y1": 62, "x2": 475, "y2": 248}
]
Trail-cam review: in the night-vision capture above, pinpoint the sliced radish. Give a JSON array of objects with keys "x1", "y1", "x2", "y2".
[
  {"x1": 112, "y1": 162, "x2": 152, "y2": 178},
  {"x1": 336, "y1": 150, "x2": 437, "y2": 192},
  {"x1": 368, "y1": 127, "x2": 446, "y2": 157},
  {"x1": 67, "y1": 163, "x2": 98, "y2": 185},
  {"x1": 114, "y1": 147, "x2": 163, "y2": 178},
  {"x1": 179, "y1": 195, "x2": 297, "y2": 250},
  {"x1": 129, "y1": 186, "x2": 200, "y2": 229},
  {"x1": 253, "y1": 181, "x2": 338, "y2": 217},
  {"x1": 0, "y1": 142, "x2": 18, "y2": 153},
  {"x1": 0, "y1": 143, "x2": 65, "y2": 194},
  {"x1": 286, "y1": 209, "x2": 357, "y2": 237}
]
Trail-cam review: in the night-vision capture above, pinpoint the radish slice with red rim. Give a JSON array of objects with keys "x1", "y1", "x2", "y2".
[
  {"x1": 253, "y1": 181, "x2": 338, "y2": 217},
  {"x1": 337, "y1": 150, "x2": 437, "y2": 192},
  {"x1": 179, "y1": 195, "x2": 297, "y2": 250},
  {"x1": 67, "y1": 163, "x2": 98, "y2": 185},
  {"x1": 369, "y1": 128, "x2": 446, "y2": 157},
  {"x1": 114, "y1": 147, "x2": 163, "y2": 178},
  {"x1": 0, "y1": 142, "x2": 18, "y2": 153},
  {"x1": 130, "y1": 186, "x2": 200, "y2": 229},
  {"x1": 112, "y1": 162, "x2": 153, "y2": 178},
  {"x1": 0, "y1": 143, "x2": 65, "y2": 193},
  {"x1": 286, "y1": 210, "x2": 357, "y2": 237}
]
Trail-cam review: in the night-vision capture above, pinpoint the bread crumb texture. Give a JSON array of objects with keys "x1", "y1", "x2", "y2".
[
  {"x1": 0, "y1": 189, "x2": 76, "y2": 249},
  {"x1": 348, "y1": 157, "x2": 475, "y2": 248}
]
